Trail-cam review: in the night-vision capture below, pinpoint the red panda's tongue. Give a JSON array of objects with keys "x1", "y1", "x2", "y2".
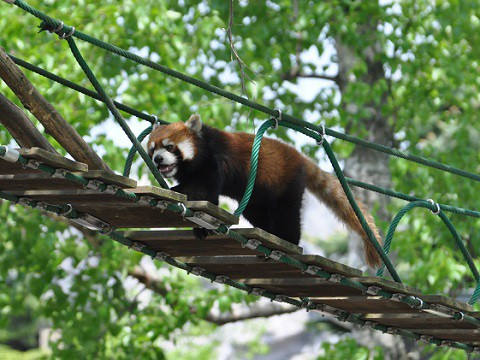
[{"x1": 158, "y1": 164, "x2": 174, "y2": 173}]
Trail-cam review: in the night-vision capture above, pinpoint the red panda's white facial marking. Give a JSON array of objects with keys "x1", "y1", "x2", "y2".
[{"x1": 177, "y1": 139, "x2": 195, "y2": 160}]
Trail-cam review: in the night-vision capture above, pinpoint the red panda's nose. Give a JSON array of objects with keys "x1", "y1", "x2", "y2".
[{"x1": 154, "y1": 155, "x2": 163, "y2": 164}]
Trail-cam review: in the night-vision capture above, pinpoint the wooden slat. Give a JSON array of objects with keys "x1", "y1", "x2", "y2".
[
  {"x1": 9, "y1": 187, "x2": 189, "y2": 228},
  {"x1": 421, "y1": 294, "x2": 474, "y2": 313},
  {"x1": 363, "y1": 313, "x2": 479, "y2": 330},
  {"x1": 353, "y1": 276, "x2": 422, "y2": 296},
  {"x1": 238, "y1": 278, "x2": 362, "y2": 297},
  {"x1": 76, "y1": 170, "x2": 136, "y2": 188},
  {"x1": 122, "y1": 227, "x2": 303, "y2": 257},
  {"x1": 0, "y1": 147, "x2": 87, "y2": 175},
  {"x1": 402, "y1": 329, "x2": 480, "y2": 343},
  {"x1": 177, "y1": 254, "x2": 361, "y2": 279},
  {"x1": 129, "y1": 186, "x2": 187, "y2": 204},
  {"x1": 312, "y1": 296, "x2": 420, "y2": 314}
]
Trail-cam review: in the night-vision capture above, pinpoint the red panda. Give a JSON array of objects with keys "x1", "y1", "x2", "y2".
[{"x1": 147, "y1": 114, "x2": 382, "y2": 268}]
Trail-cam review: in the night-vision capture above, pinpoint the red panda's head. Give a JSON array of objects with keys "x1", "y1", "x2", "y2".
[{"x1": 146, "y1": 114, "x2": 202, "y2": 178}]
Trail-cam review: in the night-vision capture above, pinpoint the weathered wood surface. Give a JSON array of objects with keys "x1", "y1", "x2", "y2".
[
  {"x1": 177, "y1": 255, "x2": 362, "y2": 279},
  {"x1": 0, "y1": 47, "x2": 112, "y2": 172},
  {"x1": 122, "y1": 227, "x2": 303, "y2": 257},
  {"x1": 75, "y1": 170, "x2": 137, "y2": 188},
  {"x1": 186, "y1": 201, "x2": 239, "y2": 225},
  {"x1": 0, "y1": 147, "x2": 87, "y2": 175},
  {"x1": 352, "y1": 276, "x2": 422, "y2": 296},
  {"x1": 363, "y1": 313, "x2": 480, "y2": 330},
  {"x1": 312, "y1": 296, "x2": 420, "y2": 314},
  {"x1": 0, "y1": 93, "x2": 58, "y2": 153},
  {"x1": 401, "y1": 329, "x2": 480, "y2": 343}
]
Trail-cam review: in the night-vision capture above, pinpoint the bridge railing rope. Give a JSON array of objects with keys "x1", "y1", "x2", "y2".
[{"x1": 2, "y1": 0, "x2": 480, "y2": 308}]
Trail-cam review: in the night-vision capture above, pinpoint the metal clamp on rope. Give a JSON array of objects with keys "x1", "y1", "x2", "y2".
[
  {"x1": 154, "y1": 252, "x2": 170, "y2": 262},
  {"x1": 190, "y1": 267, "x2": 206, "y2": 276},
  {"x1": 386, "y1": 327, "x2": 398, "y2": 335},
  {"x1": 365, "y1": 286, "x2": 382, "y2": 295},
  {"x1": 316, "y1": 124, "x2": 326, "y2": 146},
  {"x1": 300, "y1": 297, "x2": 314, "y2": 311},
  {"x1": 427, "y1": 198, "x2": 441, "y2": 215},
  {"x1": 242, "y1": 238, "x2": 262, "y2": 250},
  {"x1": 104, "y1": 185, "x2": 120, "y2": 195},
  {"x1": 213, "y1": 275, "x2": 229, "y2": 284},
  {"x1": 419, "y1": 335, "x2": 433, "y2": 344},
  {"x1": 390, "y1": 293, "x2": 406, "y2": 302},
  {"x1": 34, "y1": 202, "x2": 48, "y2": 210},
  {"x1": 316, "y1": 304, "x2": 341, "y2": 317},
  {"x1": 328, "y1": 274, "x2": 344, "y2": 283},
  {"x1": 0, "y1": 146, "x2": 20, "y2": 162},
  {"x1": 59, "y1": 26, "x2": 75, "y2": 39},
  {"x1": 71, "y1": 213, "x2": 110, "y2": 231},
  {"x1": 439, "y1": 341, "x2": 453, "y2": 348},
  {"x1": 250, "y1": 288, "x2": 265, "y2": 296},
  {"x1": 17, "y1": 197, "x2": 33, "y2": 207},
  {"x1": 473, "y1": 347, "x2": 480, "y2": 354},
  {"x1": 271, "y1": 108, "x2": 282, "y2": 130},
  {"x1": 47, "y1": 21, "x2": 63, "y2": 34},
  {"x1": 85, "y1": 179, "x2": 103, "y2": 190},
  {"x1": 273, "y1": 294, "x2": 287, "y2": 302},
  {"x1": 453, "y1": 311, "x2": 465, "y2": 322},
  {"x1": 185, "y1": 211, "x2": 223, "y2": 230},
  {"x1": 52, "y1": 168, "x2": 68, "y2": 178},
  {"x1": 24, "y1": 160, "x2": 42, "y2": 169},
  {"x1": 268, "y1": 250, "x2": 285, "y2": 261},
  {"x1": 408, "y1": 296, "x2": 424, "y2": 309},
  {"x1": 128, "y1": 241, "x2": 146, "y2": 252},
  {"x1": 179, "y1": 203, "x2": 188, "y2": 217},
  {"x1": 100, "y1": 225, "x2": 115, "y2": 236},
  {"x1": 59, "y1": 204, "x2": 73, "y2": 216},
  {"x1": 138, "y1": 196, "x2": 155, "y2": 206},
  {"x1": 304, "y1": 265, "x2": 321, "y2": 275}
]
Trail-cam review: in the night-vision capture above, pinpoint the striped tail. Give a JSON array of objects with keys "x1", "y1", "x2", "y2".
[{"x1": 305, "y1": 160, "x2": 382, "y2": 268}]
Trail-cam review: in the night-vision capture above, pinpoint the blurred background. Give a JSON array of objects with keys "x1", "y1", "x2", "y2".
[{"x1": 0, "y1": 1, "x2": 479, "y2": 359}]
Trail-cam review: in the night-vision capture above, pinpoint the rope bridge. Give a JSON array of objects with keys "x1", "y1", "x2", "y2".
[{"x1": 1, "y1": 0, "x2": 480, "y2": 353}]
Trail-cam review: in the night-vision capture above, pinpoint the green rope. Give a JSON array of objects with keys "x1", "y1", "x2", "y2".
[
  {"x1": 123, "y1": 126, "x2": 153, "y2": 178},
  {"x1": 8, "y1": 54, "x2": 168, "y2": 125},
  {"x1": 11, "y1": 0, "x2": 480, "y2": 186},
  {"x1": 234, "y1": 118, "x2": 275, "y2": 217},
  {"x1": 64, "y1": 36, "x2": 168, "y2": 189},
  {"x1": 2, "y1": 145, "x2": 480, "y2": 351},
  {"x1": 376, "y1": 201, "x2": 480, "y2": 304}
]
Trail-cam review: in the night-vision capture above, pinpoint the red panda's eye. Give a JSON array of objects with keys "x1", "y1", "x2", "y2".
[{"x1": 165, "y1": 145, "x2": 174, "y2": 152}]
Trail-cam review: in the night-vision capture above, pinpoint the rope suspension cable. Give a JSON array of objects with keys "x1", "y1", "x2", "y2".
[
  {"x1": 2, "y1": 0, "x2": 480, "y2": 305},
  {"x1": 8, "y1": 0, "x2": 480, "y2": 185}
]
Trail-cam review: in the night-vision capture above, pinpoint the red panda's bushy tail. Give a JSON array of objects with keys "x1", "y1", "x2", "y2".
[{"x1": 305, "y1": 160, "x2": 382, "y2": 268}]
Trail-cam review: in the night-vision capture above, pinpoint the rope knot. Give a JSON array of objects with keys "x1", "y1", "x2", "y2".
[{"x1": 39, "y1": 20, "x2": 75, "y2": 39}]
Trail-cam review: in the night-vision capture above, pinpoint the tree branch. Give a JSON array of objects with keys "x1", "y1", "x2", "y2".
[
  {"x1": 281, "y1": 70, "x2": 339, "y2": 84},
  {"x1": 0, "y1": 47, "x2": 113, "y2": 173},
  {"x1": 0, "y1": 92, "x2": 58, "y2": 153}
]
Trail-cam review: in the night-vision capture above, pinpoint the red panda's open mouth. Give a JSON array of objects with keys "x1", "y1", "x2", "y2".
[{"x1": 158, "y1": 164, "x2": 176, "y2": 174}]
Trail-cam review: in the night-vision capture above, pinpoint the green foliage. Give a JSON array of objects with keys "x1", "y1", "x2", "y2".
[
  {"x1": 316, "y1": 338, "x2": 383, "y2": 360},
  {"x1": 1, "y1": 0, "x2": 480, "y2": 358}
]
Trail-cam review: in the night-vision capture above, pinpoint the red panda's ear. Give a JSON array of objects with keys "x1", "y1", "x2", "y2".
[{"x1": 186, "y1": 114, "x2": 202, "y2": 135}]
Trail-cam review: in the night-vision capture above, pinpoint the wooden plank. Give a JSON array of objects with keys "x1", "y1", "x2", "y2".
[
  {"x1": 352, "y1": 276, "x2": 422, "y2": 296},
  {"x1": 10, "y1": 188, "x2": 191, "y2": 229},
  {"x1": 421, "y1": 294, "x2": 474, "y2": 313},
  {"x1": 19, "y1": 148, "x2": 88, "y2": 172},
  {"x1": 129, "y1": 185, "x2": 187, "y2": 203},
  {"x1": 363, "y1": 313, "x2": 479, "y2": 330},
  {"x1": 0, "y1": 47, "x2": 112, "y2": 172},
  {"x1": 238, "y1": 278, "x2": 361, "y2": 297},
  {"x1": 311, "y1": 296, "x2": 420, "y2": 314},
  {"x1": 122, "y1": 227, "x2": 303, "y2": 257},
  {"x1": 76, "y1": 170, "x2": 136, "y2": 188},
  {"x1": 0, "y1": 93, "x2": 58, "y2": 153},
  {"x1": 401, "y1": 329, "x2": 480, "y2": 343},
  {"x1": 0, "y1": 174, "x2": 86, "y2": 191},
  {"x1": 186, "y1": 201, "x2": 239, "y2": 225},
  {"x1": 0, "y1": 147, "x2": 87, "y2": 175},
  {"x1": 234, "y1": 228, "x2": 303, "y2": 254},
  {"x1": 177, "y1": 254, "x2": 361, "y2": 279}
]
